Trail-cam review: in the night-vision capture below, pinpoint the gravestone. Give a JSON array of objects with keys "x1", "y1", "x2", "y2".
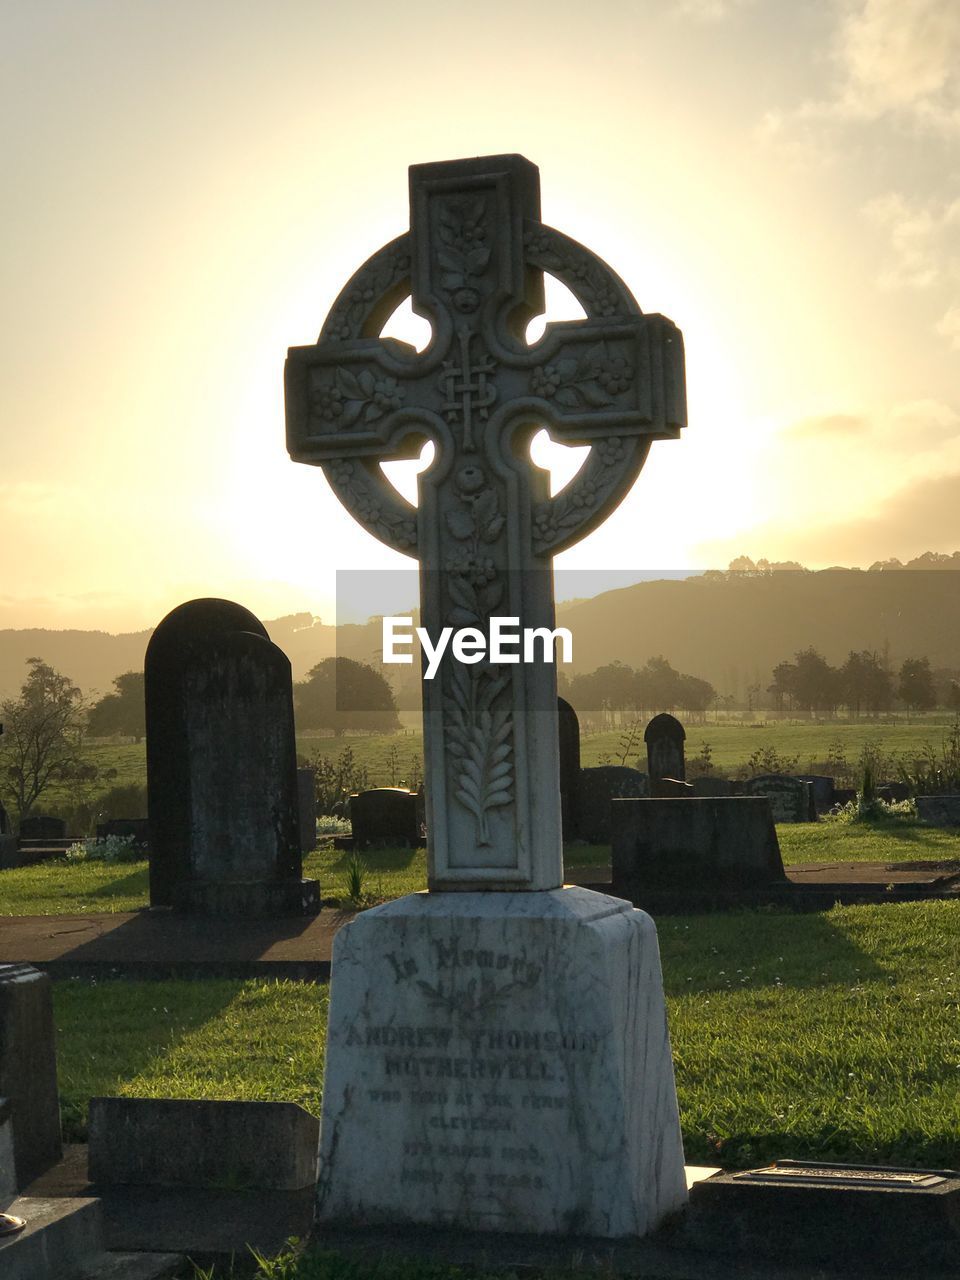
[
  {"x1": 0, "y1": 964, "x2": 62, "y2": 1188},
  {"x1": 18, "y1": 815, "x2": 66, "y2": 841},
  {"x1": 297, "y1": 767, "x2": 318, "y2": 853},
  {"x1": 145, "y1": 598, "x2": 319, "y2": 916},
  {"x1": 287, "y1": 154, "x2": 687, "y2": 1237},
  {"x1": 644, "y1": 713, "x2": 685, "y2": 796},
  {"x1": 691, "y1": 775, "x2": 734, "y2": 797},
  {"x1": 557, "y1": 697, "x2": 580, "y2": 839},
  {"x1": 916, "y1": 795, "x2": 960, "y2": 827},
  {"x1": 0, "y1": 1098, "x2": 15, "y2": 1203},
  {"x1": 611, "y1": 797, "x2": 786, "y2": 898},
  {"x1": 576, "y1": 765, "x2": 649, "y2": 844},
  {"x1": 878, "y1": 781, "x2": 910, "y2": 804},
  {"x1": 349, "y1": 788, "x2": 421, "y2": 849},
  {"x1": 795, "y1": 774, "x2": 836, "y2": 814},
  {"x1": 743, "y1": 774, "x2": 816, "y2": 823}
]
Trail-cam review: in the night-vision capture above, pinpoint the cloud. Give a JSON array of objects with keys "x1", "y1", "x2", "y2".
[
  {"x1": 673, "y1": 0, "x2": 753, "y2": 19},
  {"x1": 833, "y1": 0, "x2": 960, "y2": 129},
  {"x1": 786, "y1": 413, "x2": 869, "y2": 439},
  {"x1": 936, "y1": 304, "x2": 960, "y2": 348},
  {"x1": 697, "y1": 467, "x2": 960, "y2": 567},
  {"x1": 863, "y1": 190, "x2": 960, "y2": 291}
]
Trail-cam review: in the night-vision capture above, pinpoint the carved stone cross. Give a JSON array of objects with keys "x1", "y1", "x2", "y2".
[{"x1": 286, "y1": 154, "x2": 685, "y2": 890}]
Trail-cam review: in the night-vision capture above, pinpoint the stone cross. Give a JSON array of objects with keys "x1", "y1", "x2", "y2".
[{"x1": 286, "y1": 154, "x2": 685, "y2": 890}]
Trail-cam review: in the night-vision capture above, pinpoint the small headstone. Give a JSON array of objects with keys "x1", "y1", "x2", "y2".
[
  {"x1": 611, "y1": 796, "x2": 786, "y2": 897},
  {"x1": 0, "y1": 964, "x2": 62, "y2": 1189},
  {"x1": 557, "y1": 697, "x2": 581, "y2": 840},
  {"x1": 145, "y1": 598, "x2": 319, "y2": 916},
  {"x1": 691, "y1": 776, "x2": 734, "y2": 796},
  {"x1": 644, "y1": 713, "x2": 686, "y2": 796},
  {"x1": 743, "y1": 774, "x2": 816, "y2": 822},
  {"x1": 88, "y1": 1097, "x2": 318, "y2": 1191},
  {"x1": 297, "y1": 767, "x2": 317, "y2": 853},
  {"x1": 94, "y1": 818, "x2": 148, "y2": 849},
  {"x1": 349, "y1": 788, "x2": 420, "y2": 849},
  {"x1": 795, "y1": 774, "x2": 835, "y2": 813},
  {"x1": 576, "y1": 766, "x2": 649, "y2": 844},
  {"x1": 17, "y1": 815, "x2": 66, "y2": 841},
  {"x1": 833, "y1": 787, "x2": 856, "y2": 808},
  {"x1": 878, "y1": 781, "x2": 910, "y2": 804},
  {"x1": 916, "y1": 795, "x2": 960, "y2": 827}
]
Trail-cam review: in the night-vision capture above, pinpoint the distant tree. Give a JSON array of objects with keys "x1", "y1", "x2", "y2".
[
  {"x1": 767, "y1": 661, "x2": 796, "y2": 716},
  {"x1": 840, "y1": 651, "x2": 893, "y2": 719},
  {"x1": 294, "y1": 657, "x2": 401, "y2": 736},
  {"x1": 0, "y1": 658, "x2": 86, "y2": 821},
  {"x1": 87, "y1": 672, "x2": 146, "y2": 742},
  {"x1": 947, "y1": 681, "x2": 960, "y2": 716},
  {"x1": 790, "y1": 647, "x2": 841, "y2": 716},
  {"x1": 635, "y1": 656, "x2": 681, "y2": 712},
  {"x1": 674, "y1": 673, "x2": 716, "y2": 720},
  {"x1": 898, "y1": 657, "x2": 937, "y2": 715}
]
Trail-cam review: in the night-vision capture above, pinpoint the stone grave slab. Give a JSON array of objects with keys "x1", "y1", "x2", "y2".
[
  {"x1": 576, "y1": 766, "x2": 649, "y2": 844},
  {"x1": 611, "y1": 796, "x2": 786, "y2": 898},
  {"x1": 916, "y1": 795, "x2": 960, "y2": 826},
  {"x1": 0, "y1": 964, "x2": 62, "y2": 1189},
  {"x1": 684, "y1": 1160, "x2": 960, "y2": 1270},
  {"x1": 17, "y1": 816, "x2": 66, "y2": 841},
  {"x1": 317, "y1": 888, "x2": 686, "y2": 1235},
  {"x1": 743, "y1": 774, "x2": 815, "y2": 823},
  {"x1": 795, "y1": 774, "x2": 835, "y2": 813},
  {"x1": 350, "y1": 788, "x2": 421, "y2": 849},
  {"x1": 145, "y1": 598, "x2": 319, "y2": 916},
  {"x1": 644, "y1": 713, "x2": 685, "y2": 796},
  {"x1": 557, "y1": 697, "x2": 581, "y2": 840}
]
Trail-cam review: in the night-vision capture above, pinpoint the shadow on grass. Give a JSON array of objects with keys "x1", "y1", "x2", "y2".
[
  {"x1": 657, "y1": 909, "x2": 886, "y2": 995},
  {"x1": 53, "y1": 976, "x2": 242, "y2": 1141},
  {"x1": 86, "y1": 867, "x2": 150, "y2": 901}
]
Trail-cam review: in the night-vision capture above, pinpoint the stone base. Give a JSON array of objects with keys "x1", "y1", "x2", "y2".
[
  {"x1": 317, "y1": 887, "x2": 687, "y2": 1237},
  {"x1": 170, "y1": 878, "x2": 320, "y2": 917},
  {"x1": 0, "y1": 835, "x2": 19, "y2": 869}
]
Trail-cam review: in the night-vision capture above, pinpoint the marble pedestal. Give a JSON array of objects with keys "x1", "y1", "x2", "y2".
[{"x1": 317, "y1": 887, "x2": 687, "y2": 1238}]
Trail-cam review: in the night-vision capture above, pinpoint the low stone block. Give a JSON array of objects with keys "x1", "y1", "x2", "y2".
[
  {"x1": 316, "y1": 887, "x2": 687, "y2": 1237},
  {"x1": 611, "y1": 797, "x2": 786, "y2": 897},
  {"x1": 916, "y1": 795, "x2": 960, "y2": 827},
  {"x1": 742, "y1": 775, "x2": 816, "y2": 822},
  {"x1": 0, "y1": 835, "x2": 19, "y2": 869},
  {"x1": 88, "y1": 1098, "x2": 319, "y2": 1190},
  {"x1": 17, "y1": 816, "x2": 67, "y2": 841},
  {"x1": 0, "y1": 964, "x2": 62, "y2": 1189},
  {"x1": 685, "y1": 1161, "x2": 960, "y2": 1270},
  {"x1": 170, "y1": 876, "x2": 320, "y2": 918}
]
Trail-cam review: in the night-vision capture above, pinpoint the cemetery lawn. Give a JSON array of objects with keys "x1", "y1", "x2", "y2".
[
  {"x1": 2, "y1": 820, "x2": 957, "y2": 915},
  {"x1": 52, "y1": 900, "x2": 960, "y2": 1172}
]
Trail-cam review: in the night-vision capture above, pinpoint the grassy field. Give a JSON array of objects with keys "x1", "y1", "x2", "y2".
[
  {"x1": 51, "y1": 900, "x2": 960, "y2": 1174},
  {"x1": 27, "y1": 714, "x2": 960, "y2": 819},
  {"x1": 3, "y1": 818, "x2": 957, "y2": 916}
]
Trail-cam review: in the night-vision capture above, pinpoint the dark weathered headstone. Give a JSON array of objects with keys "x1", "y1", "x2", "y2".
[
  {"x1": 145, "y1": 598, "x2": 319, "y2": 916},
  {"x1": 576, "y1": 766, "x2": 649, "y2": 844},
  {"x1": 796, "y1": 774, "x2": 836, "y2": 814},
  {"x1": 916, "y1": 795, "x2": 960, "y2": 827},
  {"x1": 691, "y1": 776, "x2": 734, "y2": 796},
  {"x1": 88, "y1": 1097, "x2": 318, "y2": 1191},
  {"x1": 833, "y1": 787, "x2": 856, "y2": 808},
  {"x1": 17, "y1": 815, "x2": 66, "y2": 841},
  {"x1": 350, "y1": 788, "x2": 420, "y2": 849},
  {"x1": 0, "y1": 963, "x2": 62, "y2": 1188},
  {"x1": 297, "y1": 767, "x2": 317, "y2": 853},
  {"x1": 94, "y1": 818, "x2": 149, "y2": 849},
  {"x1": 878, "y1": 781, "x2": 910, "y2": 804},
  {"x1": 644, "y1": 713, "x2": 686, "y2": 796},
  {"x1": 611, "y1": 796, "x2": 786, "y2": 897},
  {"x1": 558, "y1": 697, "x2": 581, "y2": 839},
  {"x1": 743, "y1": 774, "x2": 816, "y2": 822}
]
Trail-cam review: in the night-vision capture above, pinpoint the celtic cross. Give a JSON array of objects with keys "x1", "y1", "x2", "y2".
[{"x1": 286, "y1": 154, "x2": 685, "y2": 891}]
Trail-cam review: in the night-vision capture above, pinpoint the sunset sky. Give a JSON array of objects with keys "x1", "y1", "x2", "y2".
[{"x1": 3, "y1": 0, "x2": 958, "y2": 632}]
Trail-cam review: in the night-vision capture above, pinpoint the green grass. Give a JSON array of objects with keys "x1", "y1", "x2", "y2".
[
  {"x1": 3, "y1": 820, "x2": 957, "y2": 915},
  {"x1": 52, "y1": 901, "x2": 960, "y2": 1174},
  {"x1": 27, "y1": 713, "x2": 960, "y2": 820}
]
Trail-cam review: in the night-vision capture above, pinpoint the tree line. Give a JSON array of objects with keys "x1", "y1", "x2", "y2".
[{"x1": 766, "y1": 648, "x2": 953, "y2": 717}]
